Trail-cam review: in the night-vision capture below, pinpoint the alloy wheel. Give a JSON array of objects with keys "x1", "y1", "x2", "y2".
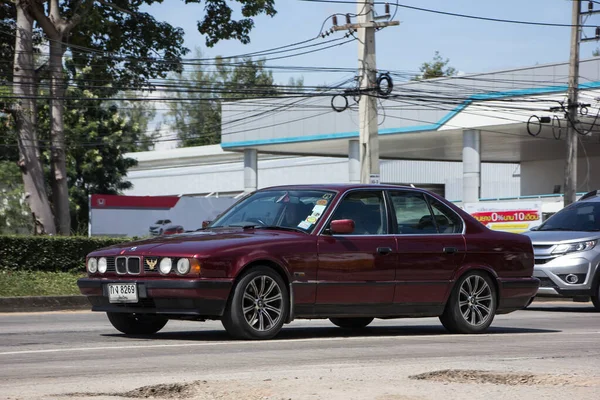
[
  {"x1": 242, "y1": 275, "x2": 283, "y2": 331},
  {"x1": 459, "y1": 274, "x2": 493, "y2": 326}
]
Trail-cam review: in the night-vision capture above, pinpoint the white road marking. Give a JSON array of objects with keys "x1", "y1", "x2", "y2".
[{"x1": 0, "y1": 330, "x2": 597, "y2": 356}]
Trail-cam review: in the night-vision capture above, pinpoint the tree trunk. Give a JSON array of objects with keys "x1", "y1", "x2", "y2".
[
  {"x1": 12, "y1": 2, "x2": 56, "y2": 235},
  {"x1": 49, "y1": 39, "x2": 71, "y2": 235}
]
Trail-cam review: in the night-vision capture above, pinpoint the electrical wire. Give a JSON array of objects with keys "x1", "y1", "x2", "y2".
[{"x1": 298, "y1": 0, "x2": 600, "y2": 28}]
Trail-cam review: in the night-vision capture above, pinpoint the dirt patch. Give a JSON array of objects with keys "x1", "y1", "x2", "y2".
[
  {"x1": 118, "y1": 382, "x2": 197, "y2": 398},
  {"x1": 409, "y1": 369, "x2": 596, "y2": 387},
  {"x1": 65, "y1": 380, "x2": 272, "y2": 399}
]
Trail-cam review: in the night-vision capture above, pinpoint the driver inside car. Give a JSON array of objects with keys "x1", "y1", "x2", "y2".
[{"x1": 281, "y1": 202, "x2": 311, "y2": 228}]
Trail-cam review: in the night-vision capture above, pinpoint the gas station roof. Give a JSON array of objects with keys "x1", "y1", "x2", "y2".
[{"x1": 221, "y1": 58, "x2": 600, "y2": 163}]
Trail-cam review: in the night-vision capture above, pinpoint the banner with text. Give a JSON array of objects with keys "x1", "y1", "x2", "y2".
[{"x1": 463, "y1": 201, "x2": 543, "y2": 233}]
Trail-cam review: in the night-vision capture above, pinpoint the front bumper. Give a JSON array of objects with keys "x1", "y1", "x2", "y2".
[
  {"x1": 533, "y1": 255, "x2": 598, "y2": 297},
  {"x1": 77, "y1": 278, "x2": 233, "y2": 317}
]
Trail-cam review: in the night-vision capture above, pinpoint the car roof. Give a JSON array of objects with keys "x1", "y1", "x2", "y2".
[
  {"x1": 579, "y1": 190, "x2": 600, "y2": 202},
  {"x1": 257, "y1": 183, "x2": 416, "y2": 191}
]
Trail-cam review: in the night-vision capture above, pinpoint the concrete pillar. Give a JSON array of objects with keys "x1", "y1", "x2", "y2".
[
  {"x1": 243, "y1": 149, "x2": 257, "y2": 193},
  {"x1": 463, "y1": 129, "x2": 481, "y2": 203},
  {"x1": 349, "y1": 140, "x2": 360, "y2": 183}
]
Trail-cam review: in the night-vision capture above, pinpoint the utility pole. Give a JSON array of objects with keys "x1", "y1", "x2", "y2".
[
  {"x1": 332, "y1": 1, "x2": 399, "y2": 183},
  {"x1": 565, "y1": 0, "x2": 581, "y2": 207}
]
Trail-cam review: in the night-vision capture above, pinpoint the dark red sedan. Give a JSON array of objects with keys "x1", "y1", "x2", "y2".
[{"x1": 78, "y1": 184, "x2": 538, "y2": 340}]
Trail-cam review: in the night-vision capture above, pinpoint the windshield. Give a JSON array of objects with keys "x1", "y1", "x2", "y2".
[
  {"x1": 209, "y1": 189, "x2": 336, "y2": 233},
  {"x1": 538, "y1": 202, "x2": 600, "y2": 232}
]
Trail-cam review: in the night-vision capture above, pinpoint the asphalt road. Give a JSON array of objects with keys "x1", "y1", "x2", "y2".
[{"x1": 1, "y1": 302, "x2": 599, "y2": 400}]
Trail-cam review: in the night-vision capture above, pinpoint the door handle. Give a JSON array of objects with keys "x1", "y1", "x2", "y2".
[
  {"x1": 443, "y1": 247, "x2": 458, "y2": 254},
  {"x1": 377, "y1": 247, "x2": 393, "y2": 255}
]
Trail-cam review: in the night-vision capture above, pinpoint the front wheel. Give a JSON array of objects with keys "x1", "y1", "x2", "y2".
[
  {"x1": 222, "y1": 267, "x2": 289, "y2": 340},
  {"x1": 439, "y1": 271, "x2": 497, "y2": 334},
  {"x1": 106, "y1": 312, "x2": 168, "y2": 335},
  {"x1": 592, "y1": 281, "x2": 600, "y2": 311},
  {"x1": 330, "y1": 317, "x2": 373, "y2": 329}
]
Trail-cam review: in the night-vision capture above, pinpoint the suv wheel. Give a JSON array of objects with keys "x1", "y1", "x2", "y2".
[
  {"x1": 592, "y1": 283, "x2": 600, "y2": 311},
  {"x1": 440, "y1": 271, "x2": 497, "y2": 334}
]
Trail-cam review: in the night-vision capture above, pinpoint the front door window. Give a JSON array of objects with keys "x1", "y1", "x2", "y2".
[{"x1": 329, "y1": 191, "x2": 388, "y2": 235}]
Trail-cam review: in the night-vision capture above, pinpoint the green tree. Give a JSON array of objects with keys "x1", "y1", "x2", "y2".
[
  {"x1": 6, "y1": 0, "x2": 278, "y2": 235},
  {"x1": 0, "y1": 160, "x2": 32, "y2": 234},
  {"x1": 166, "y1": 53, "x2": 277, "y2": 147},
  {"x1": 107, "y1": 92, "x2": 160, "y2": 151},
  {"x1": 412, "y1": 51, "x2": 457, "y2": 81},
  {"x1": 35, "y1": 68, "x2": 156, "y2": 233}
]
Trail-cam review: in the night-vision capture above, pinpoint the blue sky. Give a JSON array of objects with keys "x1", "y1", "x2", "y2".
[{"x1": 141, "y1": 0, "x2": 600, "y2": 87}]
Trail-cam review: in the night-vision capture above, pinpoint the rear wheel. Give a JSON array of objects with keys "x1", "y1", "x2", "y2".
[
  {"x1": 222, "y1": 267, "x2": 289, "y2": 340},
  {"x1": 440, "y1": 271, "x2": 497, "y2": 334},
  {"x1": 329, "y1": 317, "x2": 373, "y2": 329},
  {"x1": 106, "y1": 312, "x2": 168, "y2": 335}
]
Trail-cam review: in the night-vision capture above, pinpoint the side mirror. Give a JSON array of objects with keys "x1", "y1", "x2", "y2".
[
  {"x1": 330, "y1": 219, "x2": 355, "y2": 234},
  {"x1": 202, "y1": 220, "x2": 212, "y2": 228}
]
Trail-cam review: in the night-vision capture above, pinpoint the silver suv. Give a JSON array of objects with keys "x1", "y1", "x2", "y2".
[{"x1": 523, "y1": 190, "x2": 600, "y2": 310}]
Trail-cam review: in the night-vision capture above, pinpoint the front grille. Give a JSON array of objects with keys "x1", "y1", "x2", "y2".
[
  {"x1": 116, "y1": 257, "x2": 127, "y2": 274},
  {"x1": 533, "y1": 244, "x2": 554, "y2": 251},
  {"x1": 127, "y1": 257, "x2": 141, "y2": 274},
  {"x1": 106, "y1": 257, "x2": 116, "y2": 272},
  {"x1": 538, "y1": 277, "x2": 558, "y2": 288},
  {"x1": 535, "y1": 258, "x2": 555, "y2": 265},
  {"x1": 115, "y1": 256, "x2": 140, "y2": 274}
]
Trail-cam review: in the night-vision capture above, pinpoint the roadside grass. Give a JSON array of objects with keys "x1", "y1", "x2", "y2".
[{"x1": 0, "y1": 271, "x2": 84, "y2": 297}]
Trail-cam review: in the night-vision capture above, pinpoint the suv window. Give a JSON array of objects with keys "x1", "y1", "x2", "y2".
[
  {"x1": 428, "y1": 196, "x2": 463, "y2": 234},
  {"x1": 329, "y1": 191, "x2": 388, "y2": 235},
  {"x1": 539, "y1": 201, "x2": 600, "y2": 232},
  {"x1": 389, "y1": 191, "x2": 437, "y2": 234}
]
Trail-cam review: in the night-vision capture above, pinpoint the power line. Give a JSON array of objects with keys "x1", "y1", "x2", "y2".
[{"x1": 299, "y1": 0, "x2": 599, "y2": 28}]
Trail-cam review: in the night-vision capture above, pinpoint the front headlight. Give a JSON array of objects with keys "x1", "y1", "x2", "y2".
[
  {"x1": 98, "y1": 257, "x2": 107, "y2": 274},
  {"x1": 87, "y1": 257, "x2": 98, "y2": 274},
  {"x1": 552, "y1": 240, "x2": 597, "y2": 255},
  {"x1": 159, "y1": 257, "x2": 172, "y2": 274},
  {"x1": 176, "y1": 258, "x2": 190, "y2": 275}
]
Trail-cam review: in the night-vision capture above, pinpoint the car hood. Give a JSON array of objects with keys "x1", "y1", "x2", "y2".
[
  {"x1": 90, "y1": 228, "x2": 305, "y2": 257},
  {"x1": 522, "y1": 230, "x2": 600, "y2": 244}
]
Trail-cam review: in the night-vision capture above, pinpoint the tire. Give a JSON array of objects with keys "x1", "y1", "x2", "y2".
[
  {"x1": 592, "y1": 279, "x2": 600, "y2": 311},
  {"x1": 106, "y1": 312, "x2": 168, "y2": 335},
  {"x1": 329, "y1": 317, "x2": 373, "y2": 329},
  {"x1": 439, "y1": 271, "x2": 497, "y2": 334},
  {"x1": 222, "y1": 266, "x2": 289, "y2": 340}
]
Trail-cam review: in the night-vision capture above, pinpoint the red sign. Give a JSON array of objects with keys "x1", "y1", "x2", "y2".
[{"x1": 470, "y1": 210, "x2": 540, "y2": 224}]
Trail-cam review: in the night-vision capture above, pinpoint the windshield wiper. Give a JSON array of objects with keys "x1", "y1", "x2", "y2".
[{"x1": 251, "y1": 225, "x2": 308, "y2": 234}]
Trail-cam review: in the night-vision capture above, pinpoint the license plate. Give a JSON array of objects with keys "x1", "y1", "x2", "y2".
[{"x1": 107, "y1": 283, "x2": 138, "y2": 303}]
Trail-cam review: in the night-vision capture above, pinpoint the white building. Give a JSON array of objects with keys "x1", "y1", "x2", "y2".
[
  {"x1": 124, "y1": 145, "x2": 519, "y2": 202},
  {"x1": 124, "y1": 57, "x2": 600, "y2": 215}
]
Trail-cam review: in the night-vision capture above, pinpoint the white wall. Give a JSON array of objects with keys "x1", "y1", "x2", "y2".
[
  {"x1": 125, "y1": 153, "x2": 521, "y2": 201},
  {"x1": 521, "y1": 157, "x2": 600, "y2": 196}
]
